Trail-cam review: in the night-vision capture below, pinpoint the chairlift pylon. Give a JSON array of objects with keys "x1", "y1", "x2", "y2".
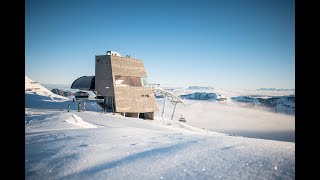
[{"x1": 150, "y1": 86, "x2": 185, "y2": 120}]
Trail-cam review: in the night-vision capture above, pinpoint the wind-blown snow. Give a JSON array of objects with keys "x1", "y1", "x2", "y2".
[
  {"x1": 25, "y1": 110, "x2": 295, "y2": 179},
  {"x1": 25, "y1": 82, "x2": 295, "y2": 179},
  {"x1": 65, "y1": 114, "x2": 98, "y2": 128}
]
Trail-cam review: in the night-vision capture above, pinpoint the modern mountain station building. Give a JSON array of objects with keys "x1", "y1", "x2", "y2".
[{"x1": 71, "y1": 51, "x2": 159, "y2": 120}]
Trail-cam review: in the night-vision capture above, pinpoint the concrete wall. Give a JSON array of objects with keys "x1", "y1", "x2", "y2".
[
  {"x1": 114, "y1": 87, "x2": 159, "y2": 113},
  {"x1": 95, "y1": 55, "x2": 115, "y2": 96}
]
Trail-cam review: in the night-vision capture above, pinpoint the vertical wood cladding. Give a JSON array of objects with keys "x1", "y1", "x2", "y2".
[
  {"x1": 110, "y1": 56, "x2": 147, "y2": 77},
  {"x1": 114, "y1": 87, "x2": 159, "y2": 113},
  {"x1": 95, "y1": 54, "x2": 159, "y2": 117}
]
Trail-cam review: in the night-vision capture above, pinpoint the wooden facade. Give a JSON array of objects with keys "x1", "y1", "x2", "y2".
[{"x1": 95, "y1": 52, "x2": 158, "y2": 120}]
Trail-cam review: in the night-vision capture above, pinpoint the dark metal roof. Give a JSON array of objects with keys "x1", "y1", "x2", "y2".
[{"x1": 71, "y1": 76, "x2": 95, "y2": 90}]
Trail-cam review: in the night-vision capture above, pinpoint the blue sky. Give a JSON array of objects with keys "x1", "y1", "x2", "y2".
[{"x1": 26, "y1": 0, "x2": 294, "y2": 89}]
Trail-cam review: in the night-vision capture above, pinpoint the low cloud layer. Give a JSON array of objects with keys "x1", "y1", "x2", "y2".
[{"x1": 155, "y1": 99, "x2": 295, "y2": 142}]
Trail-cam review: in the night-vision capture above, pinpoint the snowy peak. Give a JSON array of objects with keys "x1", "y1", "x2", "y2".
[
  {"x1": 25, "y1": 76, "x2": 48, "y2": 92},
  {"x1": 25, "y1": 75, "x2": 68, "y2": 100}
]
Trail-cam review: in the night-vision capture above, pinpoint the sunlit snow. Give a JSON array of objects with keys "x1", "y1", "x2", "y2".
[{"x1": 25, "y1": 76, "x2": 295, "y2": 179}]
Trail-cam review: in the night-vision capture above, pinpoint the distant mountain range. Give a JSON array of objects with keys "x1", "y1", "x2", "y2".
[
  {"x1": 179, "y1": 92, "x2": 227, "y2": 101},
  {"x1": 186, "y1": 86, "x2": 214, "y2": 90},
  {"x1": 232, "y1": 95, "x2": 295, "y2": 115},
  {"x1": 257, "y1": 88, "x2": 295, "y2": 91},
  {"x1": 51, "y1": 89, "x2": 74, "y2": 97},
  {"x1": 176, "y1": 91, "x2": 295, "y2": 115}
]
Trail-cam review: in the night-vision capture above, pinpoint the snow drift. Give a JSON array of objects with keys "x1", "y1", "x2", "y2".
[{"x1": 65, "y1": 114, "x2": 98, "y2": 128}]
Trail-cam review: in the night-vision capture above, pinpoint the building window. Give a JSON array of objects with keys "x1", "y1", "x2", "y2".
[
  {"x1": 142, "y1": 77, "x2": 149, "y2": 86},
  {"x1": 115, "y1": 76, "x2": 143, "y2": 87}
]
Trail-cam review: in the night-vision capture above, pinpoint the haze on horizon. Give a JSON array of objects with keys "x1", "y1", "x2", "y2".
[{"x1": 26, "y1": 0, "x2": 294, "y2": 89}]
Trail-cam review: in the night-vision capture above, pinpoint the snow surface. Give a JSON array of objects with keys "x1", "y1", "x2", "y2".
[
  {"x1": 25, "y1": 81, "x2": 295, "y2": 179},
  {"x1": 25, "y1": 76, "x2": 69, "y2": 100},
  {"x1": 66, "y1": 114, "x2": 98, "y2": 128}
]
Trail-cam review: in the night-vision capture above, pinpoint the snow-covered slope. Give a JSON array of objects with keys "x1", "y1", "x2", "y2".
[
  {"x1": 25, "y1": 83, "x2": 295, "y2": 179},
  {"x1": 25, "y1": 76, "x2": 104, "y2": 111},
  {"x1": 25, "y1": 76, "x2": 69, "y2": 100},
  {"x1": 25, "y1": 110, "x2": 295, "y2": 179}
]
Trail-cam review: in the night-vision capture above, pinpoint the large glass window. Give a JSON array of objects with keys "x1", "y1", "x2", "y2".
[
  {"x1": 142, "y1": 77, "x2": 149, "y2": 86},
  {"x1": 115, "y1": 76, "x2": 143, "y2": 87}
]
